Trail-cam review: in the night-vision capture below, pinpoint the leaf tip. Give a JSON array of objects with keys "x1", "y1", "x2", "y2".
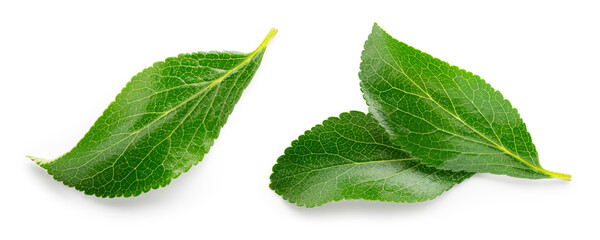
[
  {"x1": 26, "y1": 155, "x2": 55, "y2": 165},
  {"x1": 371, "y1": 22, "x2": 384, "y2": 32}
]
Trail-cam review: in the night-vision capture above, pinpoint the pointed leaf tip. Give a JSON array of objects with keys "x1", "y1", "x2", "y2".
[{"x1": 27, "y1": 155, "x2": 55, "y2": 165}]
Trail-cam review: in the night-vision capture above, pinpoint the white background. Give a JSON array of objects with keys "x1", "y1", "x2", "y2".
[{"x1": 1, "y1": 0, "x2": 598, "y2": 239}]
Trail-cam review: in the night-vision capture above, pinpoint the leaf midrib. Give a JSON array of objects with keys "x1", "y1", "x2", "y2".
[{"x1": 278, "y1": 157, "x2": 416, "y2": 180}]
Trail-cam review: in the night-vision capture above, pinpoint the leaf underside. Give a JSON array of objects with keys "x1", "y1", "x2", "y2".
[
  {"x1": 270, "y1": 111, "x2": 473, "y2": 207},
  {"x1": 359, "y1": 24, "x2": 569, "y2": 180},
  {"x1": 30, "y1": 29, "x2": 277, "y2": 197}
]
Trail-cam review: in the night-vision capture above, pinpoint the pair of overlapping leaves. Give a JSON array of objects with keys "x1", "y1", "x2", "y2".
[{"x1": 269, "y1": 24, "x2": 570, "y2": 207}]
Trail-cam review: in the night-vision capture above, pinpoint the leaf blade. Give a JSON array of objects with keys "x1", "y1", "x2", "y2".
[
  {"x1": 270, "y1": 111, "x2": 473, "y2": 207},
  {"x1": 359, "y1": 23, "x2": 569, "y2": 180},
  {"x1": 29, "y1": 28, "x2": 277, "y2": 197}
]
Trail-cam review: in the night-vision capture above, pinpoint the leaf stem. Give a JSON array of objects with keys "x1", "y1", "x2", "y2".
[
  {"x1": 544, "y1": 169, "x2": 571, "y2": 181},
  {"x1": 497, "y1": 147, "x2": 571, "y2": 181},
  {"x1": 255, "y1": 28, "x2": 278, "y2": 53}
]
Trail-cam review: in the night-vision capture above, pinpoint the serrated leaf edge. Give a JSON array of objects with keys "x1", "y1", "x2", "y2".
[{"x1": 269, "y1": 111, "x2": 473, "y2": 208}]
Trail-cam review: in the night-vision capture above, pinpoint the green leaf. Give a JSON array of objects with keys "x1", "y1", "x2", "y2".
[
  {"x1": 359, "y1": 23, "x2": 570, "y2": 181},
  {"x1": 270, "y1": 111, "x2": 473, "y2": 207},
  {"x1": 28, "y1": 29, "x2": 277, "y2": 197}
]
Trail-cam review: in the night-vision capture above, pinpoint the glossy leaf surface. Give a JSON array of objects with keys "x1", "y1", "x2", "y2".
[
  {"x1": 29, "y1": 29, "x2": 277, "y2": 197},
  {"x1": 359, "y1": 24, "x2": 569, "y2": 180},
  {"x1": 270, "y1": 111, "x2": 473, "y2": 207}
]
